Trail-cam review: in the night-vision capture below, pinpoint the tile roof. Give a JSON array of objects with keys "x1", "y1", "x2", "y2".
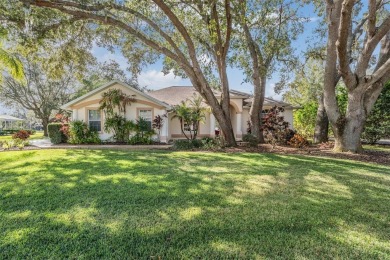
[
  {"x1": 147, "y1": 86, "x2": 199, "y2": 106},
  {"x1": 147, "y1": 86, "x2": 251, "y2": 106},
  {"x1": 244, "y1": 97, "x2": 295, "y2": 108}
]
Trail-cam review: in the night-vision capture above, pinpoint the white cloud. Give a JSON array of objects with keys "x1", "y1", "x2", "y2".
[{"x1": 138, "y1": 69, "x2": 189, "y2": 90}]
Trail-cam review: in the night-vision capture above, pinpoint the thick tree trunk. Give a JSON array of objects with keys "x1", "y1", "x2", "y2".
[
  {"x1": 334, "y1": 118, "x2": 365, "y2": 153},
  {"x1": 333, "y1": 91, "x2": 366, "y2": 153},
  {"x1": 313, "y1": 94, "x2": 329, "y2": 143},
  {"x1": 218, "y1": 60, "x2": 236, "y2": 146},
  {"x1": 190, "y1": 79, "x2": 236, "y2": 146},
  {"x1": 249, "y1": 75, "x2": 266, "y2": 143}
]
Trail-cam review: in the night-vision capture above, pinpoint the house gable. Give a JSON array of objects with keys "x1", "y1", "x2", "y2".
[{"x1": 61, "y1": 80, "x2": 170, "y2": 110}]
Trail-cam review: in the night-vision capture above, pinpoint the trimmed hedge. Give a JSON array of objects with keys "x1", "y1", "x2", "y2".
[
  {"x1": 173, "y1": 139, "x2": 203, "y2": 150},
  {"x1": 48, "y1": 123, "x2": 68, "y2": 144}
]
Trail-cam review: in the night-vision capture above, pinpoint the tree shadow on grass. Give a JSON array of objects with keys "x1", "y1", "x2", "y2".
[{"x1": 0, "y1": 150, "x2": 389, "y2": 258}]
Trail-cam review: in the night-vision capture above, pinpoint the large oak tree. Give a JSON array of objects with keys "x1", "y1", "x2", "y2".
[
  {"x1": 16, "y1": 0, "x2": 238, "y2": 145},
  {"x1": 323, "y1": 0, "x2": 390, "y2": 152}
]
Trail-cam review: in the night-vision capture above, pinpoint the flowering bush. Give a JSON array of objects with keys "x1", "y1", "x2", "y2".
[{"x1": 12, "y1": 130, "x2": 30, "y2": 140}]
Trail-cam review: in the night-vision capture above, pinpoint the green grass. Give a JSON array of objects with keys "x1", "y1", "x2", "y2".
[
  {"x1": 0, "y1": 131, "x2": 45, "y2": 141},
  {"x1": 1, "y1": 149, "x2": 389, "y2": 259},
  {"x1": 364, "y1": 144, "x2": 390, "y2": 152}
]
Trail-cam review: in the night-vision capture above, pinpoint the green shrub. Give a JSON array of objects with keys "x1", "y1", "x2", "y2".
[
  {"x1": 173, "y1": 139, "x2": 203, "y2": 150},
  {"x1": 293, "y1": 101, "x2": 318, "y2": 139},
  {"x1": 362, "y1": 83, "x2": 390, "y2": 144},
  {"x1": 104, "y1": 114, "x2": 134, "y2": 143},
  {"x1": 128, "y1": 118, "x2": 155, "y2": 145},
  {"x1": 242, "y1": 134, "x2": 259, "y2": 147},
  {"x1": 129, "y1": 134, "x2": 153, "y2": 145},
  {"x1": 201, "y1": 137, "x2": 224, "y2": 150},
  {"x1": 48, "y1": 123, "x2": 64, "y2": 144},
  {"x1": 68, "y1": 120, "x2": 101, "y2": 144}
]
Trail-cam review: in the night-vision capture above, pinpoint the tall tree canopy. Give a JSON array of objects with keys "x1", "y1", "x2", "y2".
[
  {"x1": 0, "y1": 59, "x2": 77, "y2": 136},
  {"x1": 8, "y1": 0, "x2": 238, "y2": 145},
  {"x1": 231, "y1": 0, "x2": 303, "y2": 142}
]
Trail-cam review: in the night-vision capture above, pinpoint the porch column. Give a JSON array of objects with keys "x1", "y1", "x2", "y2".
[
  {"x1": 160, "y1": 114, "x2": 169, "y2": 143},
  {"x1": 72, "y1": 109, "x2": 78, "y2": 120},
  {"x1": 236, "y1": 112, "x2": 243, "y2": 140},
  {"x1": 210, "y1": 113, "x2": 216, "y2": 137}
]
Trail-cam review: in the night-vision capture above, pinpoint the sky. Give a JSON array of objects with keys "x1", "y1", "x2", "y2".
[{"x1": 1, "y1": 3, "x2": 320, "y2": 114}]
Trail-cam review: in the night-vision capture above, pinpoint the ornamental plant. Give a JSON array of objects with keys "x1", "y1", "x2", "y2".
[
  {"x1": 152, "y1": 114, "x2": 167, "y2": 142},
  {"x1": 261, "y1": 106, "x2": 295, "y2": 147},
  {"x1": 12, "y1": 130, "x2": 30, "y2": 140}
]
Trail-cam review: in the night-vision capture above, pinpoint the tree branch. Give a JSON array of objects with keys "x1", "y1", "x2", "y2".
[{"x1": 336, "y1": 0, "x2": 356, "y2": 90}]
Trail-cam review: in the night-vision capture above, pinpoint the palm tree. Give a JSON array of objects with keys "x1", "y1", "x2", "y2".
[
  {"x1": 0, "y1": 29, "x2": 24, "y2": 82},
  {"x1": 172, "y1": 94, "x2": 206, "y2": 140},
  {"x1": 99, "y1": 88, "x2": 135, "y2": 116},
  {"x1": 172, "y1": 101, "x2": 192, "y2": 140}
]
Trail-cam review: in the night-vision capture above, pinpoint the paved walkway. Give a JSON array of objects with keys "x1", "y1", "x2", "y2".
[{"x1": 29, "y1": 139, "x2": 172, "y2": 150}]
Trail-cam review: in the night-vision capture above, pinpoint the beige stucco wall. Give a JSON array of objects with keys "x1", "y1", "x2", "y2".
[
  {"x1": 168, "y1": 111, "x2": 211, "y2": 139},
  {"x1": 68, "y1": 82, "x2": 294, "y2": 141},
  {"x1": 70, "y1": 83, "x2": 168, "y2": 141},
  {"x1": 282, "y1": 108, "x2": 294, "y2": 129}
]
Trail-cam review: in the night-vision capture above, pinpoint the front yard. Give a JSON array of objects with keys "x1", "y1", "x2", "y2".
[{"x1": 0, "y1": 149, "x2": 389, "y2": 258}]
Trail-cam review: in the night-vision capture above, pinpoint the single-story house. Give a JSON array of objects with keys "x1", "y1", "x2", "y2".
[{"x1": 61, "y1": 80, "x2": 295, "y2": 142}]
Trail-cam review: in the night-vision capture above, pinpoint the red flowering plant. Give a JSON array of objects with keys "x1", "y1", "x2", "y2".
[{"x1": 12, "y1": 130, "x2": 30, "y2": 140}]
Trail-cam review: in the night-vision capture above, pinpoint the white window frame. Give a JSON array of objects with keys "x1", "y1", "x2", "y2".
[{"x1": 87, "y1": 109, "x2": 102, "y2": 132}]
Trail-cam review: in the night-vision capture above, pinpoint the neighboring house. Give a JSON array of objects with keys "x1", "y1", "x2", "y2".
[{"x1": 61, "y1": 80, "x2": 295, "y2": 142}]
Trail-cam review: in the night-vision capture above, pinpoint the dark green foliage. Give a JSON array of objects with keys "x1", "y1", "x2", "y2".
[
  {"x1": 128, "y1": 117, "x2": 155, "y2": 145},
  {"x1": 172, "y1": 139, "x2": 203, "y2": 150},
  {"x1": 201, "y1": 137, "x2": 225, "y2": 150},
  {"x1": 172, "y1": 95, "x2": 206, "y2": 140},
  {"x1": 336, "y1": 85, "x2": 348, "y2": 115},
  {"x1": 173, "y1": 137, "x2": 225, "y2": 150},
  {"x1": 47, "y1": 123, "x2": 66, "y2": 144},
  {"x1": 99, "y1": 88, "x2": 135, "y2": 115},
  {"x1": 104, "y1": 114, "x2": 135, "y2": 143},
  {"x1": 362, "y1": 83, "x2": 390, "y2": 144},
  {"x1": 242, "y1": 134, "x2": 259, "y2": 147},
  {"x1": 68, "y1": 120, "x2": 101, "y2": 144}
]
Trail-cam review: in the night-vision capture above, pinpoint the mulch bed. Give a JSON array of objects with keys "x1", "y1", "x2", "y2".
[{"x1": 224, "y1": 143, "x2": 390, "y2": 166}]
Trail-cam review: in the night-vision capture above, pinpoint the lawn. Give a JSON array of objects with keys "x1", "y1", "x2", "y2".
[
  {"x1": 0, "y1": 131, "x2": 45, "y2": 141},
  {"x1": 0, "y1": 149, "x2": 389, "y2": 259}
]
